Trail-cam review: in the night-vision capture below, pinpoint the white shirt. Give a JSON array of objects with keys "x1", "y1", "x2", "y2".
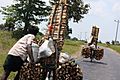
[
  {"x1": 87, "y1": 36, "x2": 93, "y2": 44},
  {"x1": 90, "y1": 44, "x2": 95, "y2": 49},
  {"x1": 8, "y1": 34, "x2": 35, "y2": 61}
]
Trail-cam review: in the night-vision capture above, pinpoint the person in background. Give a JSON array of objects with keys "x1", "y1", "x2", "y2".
[{"x1": 1, "y1": 25, "x2": 39, "y2": 80}]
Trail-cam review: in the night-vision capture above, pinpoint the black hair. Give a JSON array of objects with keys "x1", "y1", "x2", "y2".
[{"x1": 28, "y1": 25, "x2": 39, "y2": 36}]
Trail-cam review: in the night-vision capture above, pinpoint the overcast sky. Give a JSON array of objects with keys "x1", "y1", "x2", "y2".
[{"x1": 0, "y1": 0, "x2": 120, "y2": 42}]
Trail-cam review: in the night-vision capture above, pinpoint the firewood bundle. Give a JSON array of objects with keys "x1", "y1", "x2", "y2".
[
  {"x1": 91, "y1": 26, "x2": 99, "y2": 39},
  {"x1": 56, "y1": 61, "x2": 83, "y2": 80},
  {"x1": 81, "y1": 47, "x2": 91, "y2": 58},
  {"x1": 19, "y1": 63, "x2": 45, "y2": 80},
  {"x1": 95, "y1": 48, "x2": 104, "y2": 60},
  {"x1": 81, "y1": 46, "x2": 104, "y2": 61},
  {"x1": 19, "y1": 60, "x2": 83, "y2": 80}
]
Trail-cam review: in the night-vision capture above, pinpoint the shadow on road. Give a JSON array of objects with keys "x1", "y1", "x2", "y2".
[{"x1": 82, "y1": 60, "x2": 107, "y2": 65}]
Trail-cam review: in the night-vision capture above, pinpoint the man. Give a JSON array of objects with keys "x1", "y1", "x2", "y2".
[
  {"x1": 1, "y1": 26, "x2": 39, "y2": 80},
  {"x1": 89, "y1": 42, "x2": 96, "y2": 62}
]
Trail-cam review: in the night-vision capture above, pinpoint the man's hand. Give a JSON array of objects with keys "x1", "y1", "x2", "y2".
[{"x1": 27, "y1": 44, "x2": 34, "y2": 62}]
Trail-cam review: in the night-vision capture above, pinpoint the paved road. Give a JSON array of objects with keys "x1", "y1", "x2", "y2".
[{"x1": 76, "y1": 48, "x2": 120, "y2": 80}]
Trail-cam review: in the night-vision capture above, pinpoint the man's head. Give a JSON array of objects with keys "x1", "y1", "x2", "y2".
[{"x1": 28, "y1": 25, "x2": 39, "y2": 36}]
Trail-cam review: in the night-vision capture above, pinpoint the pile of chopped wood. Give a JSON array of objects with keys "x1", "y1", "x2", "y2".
[
  {"x1": 81, "y1": 47, "x2": 91, "y2": 58},
  {"x1": 19, "y1": 60, "x2": 83, "y2": 80},
  {"x1": 56, "y1": 61, "x2": 83, "y2": 80},
  {"x1": 19, "y1": 63, "x2": 44, "y2": 80},
  {"x1": 81, "y1": 46, "x2": 104, "y2": 61},
  {"x1": 95, "y1": 48, "x2": 104, "y2": 60}
]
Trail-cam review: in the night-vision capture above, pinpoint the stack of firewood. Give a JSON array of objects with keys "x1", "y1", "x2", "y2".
[
  {"x1": 19, "y1": 63, "x2": 45, "y2": 80},
  {"x1": 19, "y1": 60, "x2": 83, "y2": 80},
  {"x1": 95, "y1": 48, "x2": 104, "y2": 60},
  {"x1": 81, "y1": 47, "x2": 91, "y2": 58},
  {"x1": 81, "y1": 46, "x2": 104, "y2": 61},
  {"x1": 56, "y1": 61, "x2": 83, "y2": 80}
]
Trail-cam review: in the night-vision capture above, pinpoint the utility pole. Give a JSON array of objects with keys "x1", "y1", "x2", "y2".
[
  {"x1": 114, "y1": 20, "x2": 120, "y2": 44},
  {"x1": 80, "y1": 32, "x2": 82, "y2": 40},
  {"x1": 85, "y1": 32, "x2": 87, "y2": 41}
]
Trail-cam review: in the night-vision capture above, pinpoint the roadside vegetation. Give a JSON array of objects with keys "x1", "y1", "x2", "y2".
[
  {"x1": 108, "y1": 45, "x2": 120, "y2": 53},
  {"x1": 98, "y1": 43, "x2": 120, "y2": 53},
  {"x1": 62, "y1": 39, "x2": 85, "y2": 54},
  {"x1": 0, "y1": 31, "x2": 17, "y2": 79}
]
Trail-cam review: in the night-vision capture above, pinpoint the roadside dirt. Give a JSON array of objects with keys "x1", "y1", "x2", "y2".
[{"x1": 71, "y1": 45, "x2": 84, "y2": 59}]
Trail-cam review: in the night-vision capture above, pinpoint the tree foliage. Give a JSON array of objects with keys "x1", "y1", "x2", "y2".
[
  {"x1": 0, "y1": 6, "x2": 16, "y2": 31},
  {"x1": 49, "y1": 0, "x2": 90, "y2": 22},
  {"x1": 0, "y1": 24, "x2": 5, "y2": 30},
  {"x1": 0, "y1": 0, "x2": 51, "y2": 33}
]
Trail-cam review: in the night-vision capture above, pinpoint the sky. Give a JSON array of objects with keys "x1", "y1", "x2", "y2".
[{"x1": 0, "y1": 0, "x2": 120, "y2": 43}]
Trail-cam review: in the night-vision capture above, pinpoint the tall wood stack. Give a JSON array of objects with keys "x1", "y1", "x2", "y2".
[
  {"x1": 45, "y1": 0, "x2": 68, "y2": 50},
  {"x1": 91, "y1": 26, "x2": 99, "y2": 48},
  {"x1": 19, "y1": 0, "x2": 83, "y2": 80},
  {"x1": 40, "y1": 1, "x2": 69, "y2": 79}
]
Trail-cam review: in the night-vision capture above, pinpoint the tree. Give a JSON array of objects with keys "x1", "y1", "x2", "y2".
[
  {"x1": 72, "y1": 37, "x2": 78, "y2": 41},
  {"x1": 0, "y1": 24, "x2": 5, "y2": 30},
  {"x1": 0, "y1": 0, "x2": 51, "y2": 34},
  {"x1": 0, "y1": 6, "x2": 16, "y2": 31},
  {"x1": 49, "y1": 0, "x2": 90, "y2": 22},
  {"x1": 68, "y1": 0, "x2": 90, "y2": 22},
  {"x1": 4, "y1": 17, "x2": 16, "y2": 31},
  {"x1": 111, "y1": 40, "x2": 115, "y2": 45}
]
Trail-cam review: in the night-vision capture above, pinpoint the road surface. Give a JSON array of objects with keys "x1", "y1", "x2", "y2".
[{"x1": 76, "y1": 48, "x2": 120, "y2": 80}]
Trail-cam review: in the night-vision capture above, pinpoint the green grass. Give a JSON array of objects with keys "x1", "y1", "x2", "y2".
[
  {"x1": 62, "y1": 39, "x2": 84, "y2": 55},
  {"x1": 0, "y1": 31, "x2": 17, "y2": 79},
  {"x1": 0, "y1": 52, "x2": 7, "y2": 75},
  {"x1": 0, "y1": 31, "x2": 16, "y2": 52},
  {"x1": 108, "y1": 45, "x2": 120, "y2": 53},
  {"x1": 98, "y1": 43, "x2": 120, "y2": 53}
]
